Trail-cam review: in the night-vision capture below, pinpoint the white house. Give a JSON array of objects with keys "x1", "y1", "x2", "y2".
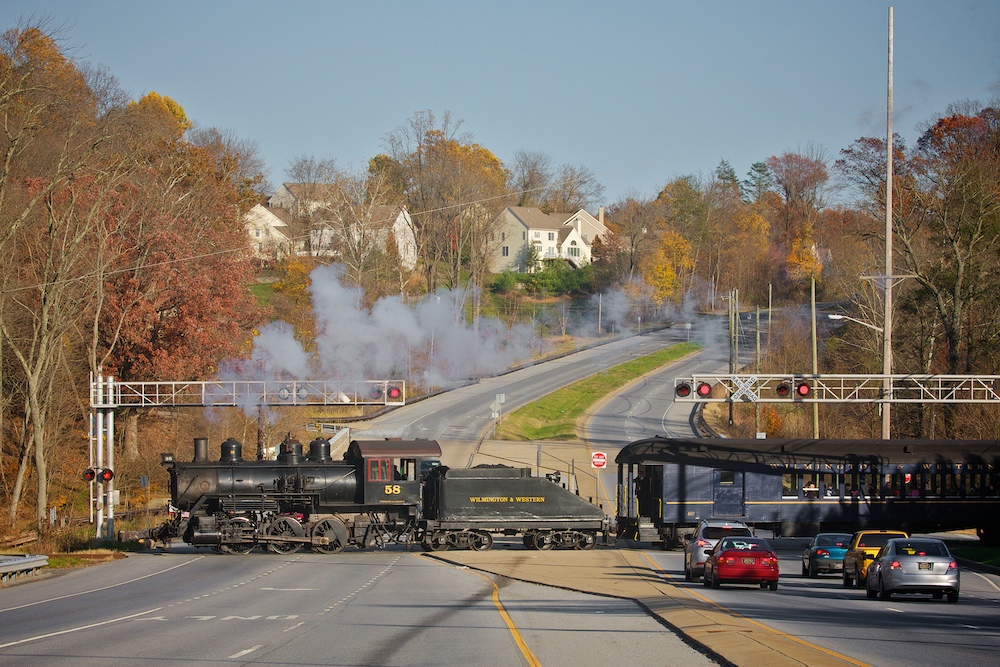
[
  {"x1": 244, "y1": 203, "x2": 291, "y2": 262},
  {"x1": 490, "y1": 206, "x2": 610, "y2": 273}
]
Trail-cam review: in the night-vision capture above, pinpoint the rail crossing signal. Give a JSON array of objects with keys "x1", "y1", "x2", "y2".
[{"x1": 673, "y1": 374, "x2": 1000, "y2": 403}]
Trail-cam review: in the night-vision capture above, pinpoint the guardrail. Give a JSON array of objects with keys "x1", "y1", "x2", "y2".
[{"x1": 0, "y1": 554, "x2": 48, "y2": 586}]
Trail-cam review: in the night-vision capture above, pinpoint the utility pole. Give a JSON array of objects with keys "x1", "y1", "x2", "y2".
[{"x1": 811, "y1": 276, "x2": 819, "y2": 438}]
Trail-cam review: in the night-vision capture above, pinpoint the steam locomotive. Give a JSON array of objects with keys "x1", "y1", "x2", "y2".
[{"x1": 154, "y1": 435, "x2": 610, "y2": 553}]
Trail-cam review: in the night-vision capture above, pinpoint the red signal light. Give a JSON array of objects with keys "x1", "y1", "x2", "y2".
[
  {"x1": 387, "y1": 386, "x2": 402, "y2": 400},
  {"x1": 83, "y1": 468, "x2": 97, "y2": 482},
  {"x1": 775, "y1": 383, "x2": 791, "y2": 398},
  {"x1": 675, "y1": 382, "x2": 692, "y2": 398},
  {"x1": 795, "y1": 382, "x2": 811, "y2": 398},
  {"x1": 696, "y1": 382, "x2": 712, "y2": 398},
  {"x1": 368, "y1": 386, "x2": 383, "y2": 400},
  {"x1": 99, "y1": 468, "x2": 114, "y2": 482}
]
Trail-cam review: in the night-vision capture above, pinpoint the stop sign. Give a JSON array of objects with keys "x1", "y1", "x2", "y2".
[{"x1": 591, "y1": 451, "x2": 607, "y2": 469}]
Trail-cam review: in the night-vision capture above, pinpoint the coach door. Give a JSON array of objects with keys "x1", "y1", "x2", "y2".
[{"x1": 713, "y1": 469, "x2": 745, "y2": 518}]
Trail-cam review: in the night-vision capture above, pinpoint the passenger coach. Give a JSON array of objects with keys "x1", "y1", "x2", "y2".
[{"x1": 615, "y1": 436, "x2": 1000, "y2": 547}]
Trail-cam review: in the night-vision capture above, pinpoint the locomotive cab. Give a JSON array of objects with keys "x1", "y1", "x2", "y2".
[{"x1": 345, "y1": 439, "x2": 443, "y2": 512}]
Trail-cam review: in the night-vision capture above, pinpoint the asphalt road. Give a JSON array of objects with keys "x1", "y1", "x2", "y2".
[{"x1": 0, "y1": 546, "x2": 718, "y2": 667}]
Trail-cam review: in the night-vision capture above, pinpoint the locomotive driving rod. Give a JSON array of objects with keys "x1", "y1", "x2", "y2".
[{"x1": 253, "y1": 536, "x2": 330, "y2": 545}]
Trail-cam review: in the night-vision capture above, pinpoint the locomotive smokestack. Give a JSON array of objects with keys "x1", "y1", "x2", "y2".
[{"x1": 193, "y1": 437, "x2": 209, "y2": 463}]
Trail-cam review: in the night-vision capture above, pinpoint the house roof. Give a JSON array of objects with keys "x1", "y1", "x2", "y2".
[{"x1": 507, "y1": 206, "x2": 575, "y2": 230}]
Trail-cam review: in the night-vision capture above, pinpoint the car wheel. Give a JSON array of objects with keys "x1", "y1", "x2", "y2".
[
  {"x1": 808, "y1": 561, "x2": 818, "y2": 578},
  {"x1": 947, "y1": 591, "x2": 959, "y2": 604},
  {"x1": 843, "y1": 569, "x2": 853, "y2": 588},
  {"x1": 855, "y1": 567, "x2": 865, "y2": 589},
  {"x1": 802, "y1": 560, "x2": 809, "y2": 576},
  {"x1": 685, "y1": 563, "x2": 692, "y2": 582},
  {"x1": 768, "y1": 580, "x2": 778, "y2": 591},
  {"x1": 710, "y1": 571, "x2": 720, "y2": 589},
  {"x1": 866, "y1": 578, "x2": 877, "y2": 599},
  {"x1": 878, "y1": 577, "x2": 892, "y2": 601},
  {"x1": 702, "y1": 570, "x2": 711, "y2": 587}
]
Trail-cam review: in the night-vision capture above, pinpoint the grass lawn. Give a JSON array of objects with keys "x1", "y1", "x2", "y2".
[{"x1": 497, "y1": 341, "x2": 702, "y2": 441}]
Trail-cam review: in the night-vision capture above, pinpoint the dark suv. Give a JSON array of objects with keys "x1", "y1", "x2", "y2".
[{"x1": 683, "y1": 519, "x2": 753, "y2": 581}]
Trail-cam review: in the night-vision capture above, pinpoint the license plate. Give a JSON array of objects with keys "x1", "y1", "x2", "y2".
[
  {"x1": 742, "y1": 557, "x2": 755, "y2": 565},
  {"x1": 832, "y1": 562, "x2": 842, "y2": 569},
  {"x1": 918, "y1": 562, "x2": 933, "y2": 570}
]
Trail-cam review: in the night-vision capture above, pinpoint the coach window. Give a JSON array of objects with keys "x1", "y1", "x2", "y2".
[
  {"x1": 820, "y1": 473, "x2": 841, "y2": 497},
  {"x1": 802, "y1": 474, "x2": 820, "y2": 499},
  {"x1": 781, "y1": 474, "x2": 795, "y2": 498},
  {"x1": 719, "y1": 470, "x2": 735, "y2": 485}
]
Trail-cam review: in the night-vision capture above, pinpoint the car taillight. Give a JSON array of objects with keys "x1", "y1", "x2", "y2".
[
  {"x1": 815, "y1": 549, "x2": 829, "y2": 556},
  {"x1": 890, "y1": 560, "x2": 902, "y2": 570},
  {"x1": 696, "y1": 539, "x2": 710, "y2": 547},
  {"x1": 721, "y1": 557, "x2": 734, "y2": 565},
  {"x1": 948, "y1": 561, "x2": 957, "y2": 570}
]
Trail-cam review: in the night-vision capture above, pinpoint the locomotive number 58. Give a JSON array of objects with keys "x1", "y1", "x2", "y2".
[{"x1": 384, "y1": 484, "x2": 402, "y2": 495}]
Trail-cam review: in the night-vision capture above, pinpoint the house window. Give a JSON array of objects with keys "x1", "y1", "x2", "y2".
[
  {"x1": 533, "y1": 231, "x2": 540, "y2": 238},
  {"x1": 254, "y1": 230, "x2": 260, "y2": 237},
  {"x1": 523, "y1": 231, "x2": 527, "y2": 240},
  {"x1": 569, "y1": 246, "x2": 580, "y2": 257},
  {"x1": 501, "y1": 232, "x2": 506, "y2": 241},
  {"x1": 502, "y1": 246, "x2": 509, "y2": 257},
  {"x1": 548, "y1": 232, "x2": 555, "y2": 241}
]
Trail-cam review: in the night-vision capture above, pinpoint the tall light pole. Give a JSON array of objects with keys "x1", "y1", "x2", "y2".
[{"x1": 883, "y1": 6, "x2": 894, "y2": 441}]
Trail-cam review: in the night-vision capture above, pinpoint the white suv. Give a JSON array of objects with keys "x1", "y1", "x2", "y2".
[{"x1": 683, "y1": 519, "x2": 753, "y2": 581}]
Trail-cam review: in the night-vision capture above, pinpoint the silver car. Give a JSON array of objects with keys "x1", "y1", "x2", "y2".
[
  {"x1": 865, "y1": 537, "x2": 960, "y2": 603},
  {"x1": 683, "y1": 519, "x2": 753, "y2": 581}
]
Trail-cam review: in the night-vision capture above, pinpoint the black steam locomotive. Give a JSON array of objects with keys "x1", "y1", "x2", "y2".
[{"x1": 154, "y1": 436, "x2": 609, "y2": 553}]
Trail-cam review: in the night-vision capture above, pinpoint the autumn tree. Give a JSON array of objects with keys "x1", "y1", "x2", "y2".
[
  {"x1": 0, "y1": 24, "x2": 130, "y2": 526},
  {"x1": 382, "y1": 110, "x2": 511, "y2": 323}
]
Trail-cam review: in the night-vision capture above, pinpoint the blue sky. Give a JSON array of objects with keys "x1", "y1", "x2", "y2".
[{"x1": 11, "y1": 1, "x2": 1000, "y2": 205}]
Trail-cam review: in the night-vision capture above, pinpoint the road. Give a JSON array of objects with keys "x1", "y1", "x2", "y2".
[{"x1": 0, "y1": 545, "x2": 716, "y2": 667}]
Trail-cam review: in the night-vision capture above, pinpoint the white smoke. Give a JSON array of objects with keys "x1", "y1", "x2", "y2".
[{"x1": 219, "y1": 264, "x2": 539, "y2": 397}]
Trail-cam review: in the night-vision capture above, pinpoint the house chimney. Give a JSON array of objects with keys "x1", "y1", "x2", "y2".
[{"x1": 598, "y1": 206, "x2": 604, "y2": 224}]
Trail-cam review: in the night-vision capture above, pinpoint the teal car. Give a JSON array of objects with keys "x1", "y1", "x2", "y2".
[{"x1": 802, "y1": 532, "x2": 852, "y2": 577}]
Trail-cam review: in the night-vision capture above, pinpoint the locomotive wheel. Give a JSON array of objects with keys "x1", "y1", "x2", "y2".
[
  {"x1": 266, "y1": 517, "x2": 304, "y2": 554},
  {"x1": 470, "y1": 531, "x2": 493, "y2": 551},
  {"x1": 523, "y1": 534, "x2": 537, "y2": 550},
  {"x1": 311, "y1": 518, "x2": 346, "y2": 554},
  {"x1": 533, "y1": 531, "x2": 554, "y2": 550}
]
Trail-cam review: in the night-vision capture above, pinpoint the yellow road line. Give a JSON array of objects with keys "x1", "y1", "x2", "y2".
[{"x1": 423, "y1": 555, "x2": 541, "y2": 666}]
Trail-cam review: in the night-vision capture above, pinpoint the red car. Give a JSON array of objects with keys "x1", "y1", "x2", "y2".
[{"x1": 702, "y1": 536, "x2": 780, "y2": 590}]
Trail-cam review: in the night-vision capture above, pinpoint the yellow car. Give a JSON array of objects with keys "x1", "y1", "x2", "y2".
[{"x1": 842, "y1": 529, "x2": 909, "y2": 588}]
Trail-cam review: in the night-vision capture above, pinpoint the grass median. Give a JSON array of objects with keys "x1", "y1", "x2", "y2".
[{"x1": 496, "y1": 341, "x2": 702, "y2": 441}]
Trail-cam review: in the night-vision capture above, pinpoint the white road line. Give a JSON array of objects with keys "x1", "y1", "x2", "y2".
[
  {"x1": 227, "y1": 645, "x2": 264, "y2": 659},
  {"x1": 0, "y1": 607, "x2": 164, "y2": 649},
  {"x1": 0, "y1": 557, "x2": 204, "y2": 613}
]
